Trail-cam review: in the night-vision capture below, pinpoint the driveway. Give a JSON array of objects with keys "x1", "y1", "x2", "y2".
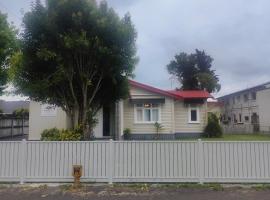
[{"x1": 0, "y1": 184, "x2": 270, "y2": 200}]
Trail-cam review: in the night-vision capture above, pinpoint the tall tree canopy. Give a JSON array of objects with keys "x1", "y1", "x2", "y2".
[
  {"x1": 167, "y1": 49, "x2": 221, "y2": 93},
  {"x1": 12, "y1": 0, "x2": 137, "y2": 139},
  {"x1": 0, "y1": 12, "x2": 17, "y2": 95}
]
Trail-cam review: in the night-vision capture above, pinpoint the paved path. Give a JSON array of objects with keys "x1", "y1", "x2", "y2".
[{"x1": 1, "y1": 184, "x2": 270, "y2": 200}]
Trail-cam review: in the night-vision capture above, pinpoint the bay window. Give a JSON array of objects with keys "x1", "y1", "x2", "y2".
[{"x1": 135, "y1": 103, "x2": 161, "y2": 123}]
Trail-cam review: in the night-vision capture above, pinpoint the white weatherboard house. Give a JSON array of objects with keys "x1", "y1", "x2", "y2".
[{"x1": 29, "y1": 80, "x2": 211, "y2": 140}]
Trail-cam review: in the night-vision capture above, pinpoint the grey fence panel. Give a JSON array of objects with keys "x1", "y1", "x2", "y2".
[
  {"x1": 0, "y1": 141, "x2": 21, "y2": 181},
  {"x1": 112, "y1": 141, "x2": 198, "y2": 182},
  {"x1": 1, "y1": 140, "x2": 270, "y2": 183},
  {"x1": 23, "y1": 141, "x2": 109, "y2": 182},
  {"x1": 202, "y1": 141, "x2": 270, "y2": 182}
]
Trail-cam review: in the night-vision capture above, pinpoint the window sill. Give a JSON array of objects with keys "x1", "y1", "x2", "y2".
[
  {"x1": 188, "y1": 121, "x2": 200, "y2": 124},
  {"x1": 134, "y1": 121, "x2": 162, "y2": 125}
]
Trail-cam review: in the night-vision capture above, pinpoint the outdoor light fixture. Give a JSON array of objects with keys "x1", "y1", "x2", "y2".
[{"x1": 143, "y1": 103, "x2": 151, "y2": 108}]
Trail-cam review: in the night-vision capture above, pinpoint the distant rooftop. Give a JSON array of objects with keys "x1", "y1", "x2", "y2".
[{"x1": 218, "y1": 81, "x2": 270, "y2": 99}]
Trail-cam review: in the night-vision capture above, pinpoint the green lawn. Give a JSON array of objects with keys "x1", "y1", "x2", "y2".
[{"x1": 200, "y1": 134, "x2": 270, "y2": 141}]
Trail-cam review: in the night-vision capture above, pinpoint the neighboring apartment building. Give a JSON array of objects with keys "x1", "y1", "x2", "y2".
[
  {"x1": 29, "y1": 80, "x2": 211, "y2": 140},
  {"x1": 218, "y1": 82, "x2": 270, "y2": 133}
]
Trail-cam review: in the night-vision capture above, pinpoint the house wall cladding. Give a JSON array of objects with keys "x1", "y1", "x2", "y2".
[
  {"x1": 1, "y1": 140, "x2": 270, "y2": 183},
  {"x1": 174, "y1": 101, "x2": 206, "y2": 133}
]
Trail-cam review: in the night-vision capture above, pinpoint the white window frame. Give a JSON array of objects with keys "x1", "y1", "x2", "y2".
[
  {"x1": 134, "y1": 103, "x2": 161, "y2": 124},
  {"x1": 188, "y1": 106, "x2": 200, "y2": 124}
]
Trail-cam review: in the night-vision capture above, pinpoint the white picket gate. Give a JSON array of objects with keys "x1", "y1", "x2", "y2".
[{"x1": 1, "y1": 140, "x2": 270, "y2": 183}]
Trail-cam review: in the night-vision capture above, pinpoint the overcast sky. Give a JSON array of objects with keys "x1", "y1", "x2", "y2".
[{"x1": 1, "y1": 0, "x2": 270, "y2": 100}]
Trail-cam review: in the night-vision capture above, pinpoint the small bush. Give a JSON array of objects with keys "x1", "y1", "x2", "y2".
[
  {"x1": 41, "y1": 128, "x2": 61, "y2": 141},
  {"x1": 204, "y1": 113, "x2": 223, "y2": 138},
  {"x1": 60, "y1": 129, "x2": 82, "y2": 141},
  {"x1": 41, "y1": 126, "x2": 83, "y2": 141},
  {"x1": 123, "y1": 128, "x2": 131, "y2": 140}
]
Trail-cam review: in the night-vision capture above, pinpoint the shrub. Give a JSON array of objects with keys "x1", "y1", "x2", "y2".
[
  {"x1": 154, "y1": 122, "x2": 163, "y2": 139},
  {"x1": 41, "y1": 128, "x2": 61, "y2": 141},
  {"x1": 204, "y1": 113, "x2": 223, "y2": 138},
  {"x1": 41, "y1": 126, "x2": 83, "y2": 141},
  {"x1": 123, "y1": 128, "x2": 131, "y2": 140},
  {"x1": 59, "y1": 129, "x2": 82, "y2": 141},
  {"x1": 13, "y1": 108, "x2": 29, "y2": 117}
]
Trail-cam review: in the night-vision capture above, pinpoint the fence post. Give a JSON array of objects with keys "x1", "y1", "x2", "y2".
[
  {"x1": 198, "y1": 139, "x2": 204, "y2": 184},
  {"x1": 22, "y1": 117, "x2": 24, "y2": 136},
  {"x1": 11, "y1": 118, "x2": 14, "y2": 139},
  {"x1": 19, "y1": 139, "x2": 27, "y2": 184},
  {"x1": 108, "y1": 139, "x2": 114, "y2": 184}
]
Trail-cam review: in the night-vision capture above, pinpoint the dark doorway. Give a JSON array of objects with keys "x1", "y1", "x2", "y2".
[
  {"x1": 103, "y1": 106, "x2": 110, "y2": 136},
  {"x1": 251, "y1": 112, "x2": 260, "y2": 132}
]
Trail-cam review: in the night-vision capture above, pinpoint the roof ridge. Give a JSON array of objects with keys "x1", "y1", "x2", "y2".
[
  {"x1": 218, "y1": 81, "x2": 270, "y2": 99},
  {"x1": 129, "y1": 80, "x2": 211, "y2": 99}
]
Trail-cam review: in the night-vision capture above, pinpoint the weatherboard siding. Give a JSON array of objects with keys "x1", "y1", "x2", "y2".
[
  {"x1": 129, "y1": 86, "x2": 164, "y2": 98},
  {"x1": 174, "y1": 101, "x2": 207, "y2": 133}
]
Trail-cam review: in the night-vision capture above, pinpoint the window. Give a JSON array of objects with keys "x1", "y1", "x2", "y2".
[
  {"x1": 245, "y1": 116, "x2": 249, "y2": 122},
  {"x1": 239, "y1": 113, "x2": 242, "y2": 122},
  {"x1": 244, "y1": 94, "x2": 248, "y2": 102},
  {"x1": 135, "y1": 103, "x2": 160, "y2": 123},
  {"x1": 251, "y1": 92, "x2": 256, "y2": 100},
  {"x1": 237, "y1": 95, "x2": 241, "y2": 102},
  {"x1": 188, "y1": 106, "x2": 200, "y2": 123},
  {"x1": 233, "y1": 114, "x2": 237, "y2": 123}
]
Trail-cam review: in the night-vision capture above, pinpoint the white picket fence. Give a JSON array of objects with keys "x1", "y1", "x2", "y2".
[{"x1": 1, "y1": 140, "x2": 270, "y2": 183}]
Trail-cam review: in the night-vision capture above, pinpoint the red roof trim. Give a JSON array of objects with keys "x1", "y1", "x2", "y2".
[
  {"x1": 128, "y1": 80, "x2": 178, "y2": 99},
  {"x1": 129, "y1": 80, "x2": 211, "y2": 99}
]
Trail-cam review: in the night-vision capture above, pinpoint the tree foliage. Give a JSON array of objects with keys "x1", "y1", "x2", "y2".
[
  {"x1": 12, "y1": 0, "x2": 137, "y2": 139},
  {"x1": 0, "y1": 12, "x2": 18, "y2": 95},
  {"x1": 167, "y1": 49, "x2": 220, "y2": 93}
]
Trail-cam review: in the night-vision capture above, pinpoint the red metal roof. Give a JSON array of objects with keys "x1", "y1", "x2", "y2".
[
  {"x1": 129, "y1": 80, "x2": 211, "y2": 99},
  {"x1": 167, "y1": 90, "x2": 212, "y2": 99}
]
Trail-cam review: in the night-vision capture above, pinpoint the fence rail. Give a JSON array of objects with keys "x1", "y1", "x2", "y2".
[{"x1": 1, "y1": 140, "x2": 270, "y2": 183}]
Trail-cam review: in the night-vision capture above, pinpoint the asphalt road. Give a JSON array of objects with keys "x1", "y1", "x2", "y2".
[{"x1": 1, "y1": 184, "x2": 270, "y2": 200}]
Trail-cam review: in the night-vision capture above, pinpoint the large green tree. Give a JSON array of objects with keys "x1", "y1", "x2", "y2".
[
  {"x1": 0, "y1": 12, "x2": 17, "y2": 95},
  {"x1": 12, "y1": 0, "x2": 137, "y2": 139},
  {"x1": 167, "y1": 49, "x2": 220, "y2": 93}
]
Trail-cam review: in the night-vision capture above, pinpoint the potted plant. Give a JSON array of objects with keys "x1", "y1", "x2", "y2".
[{"x1": 123, "y1": 128, "x2": 131, "y2": 140}]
